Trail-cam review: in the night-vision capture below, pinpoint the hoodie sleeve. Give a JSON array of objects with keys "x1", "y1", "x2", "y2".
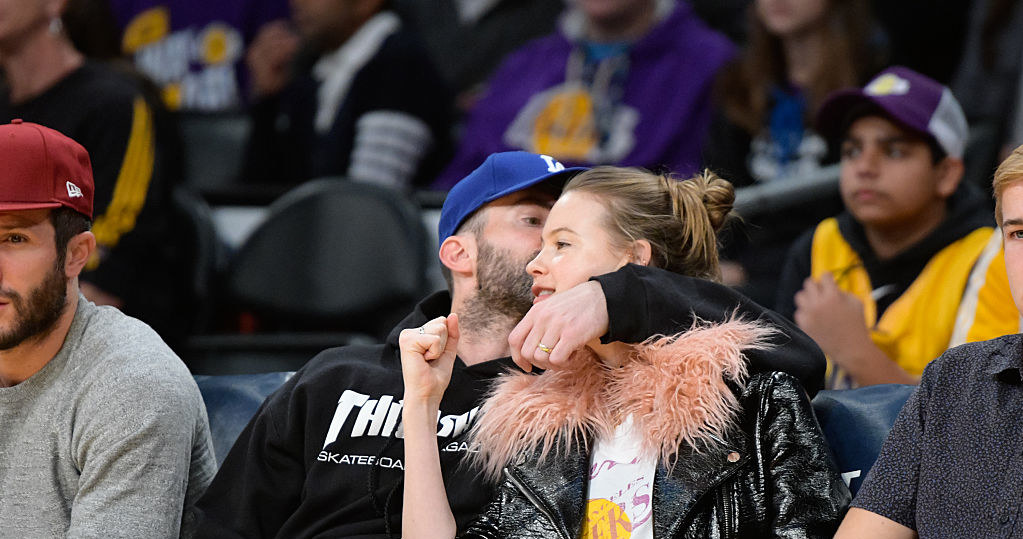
[
  {"x1": 192, "y1": 380, "x2": 305, "y2": 538},
  {"x1": 593, "y1": 264, "x2": 826, "y2": 397}
]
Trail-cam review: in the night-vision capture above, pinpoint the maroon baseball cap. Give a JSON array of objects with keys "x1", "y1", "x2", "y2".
[{"x1": 0, "y1": 119, "x2": 94, "y2": 219}]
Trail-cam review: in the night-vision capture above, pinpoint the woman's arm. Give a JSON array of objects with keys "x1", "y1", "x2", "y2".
[
  {"x1": 835, "y1": 508, "x2": 917, "y2": 539},
  {"x1": 399, "y1": 315, "x2": 461, "y2": 539}
]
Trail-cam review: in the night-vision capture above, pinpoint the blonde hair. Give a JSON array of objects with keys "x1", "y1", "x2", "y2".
[
  {"x1": 563, "y1": 166, "x2": 735, "y2": 280},
  {"x1": 993, "y1": 145, "x2": 1023, "y2": 225}
]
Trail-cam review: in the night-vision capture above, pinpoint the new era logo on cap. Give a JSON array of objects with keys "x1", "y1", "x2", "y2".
[{"x1": 66, "y1": 181, "x2": 83, "y2": 199}]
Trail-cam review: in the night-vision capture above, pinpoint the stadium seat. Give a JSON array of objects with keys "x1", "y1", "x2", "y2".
[
  {"x1": 195, "y1": 372, "x2": 294, "y2": 466},
  {"x1": 184, "y1": 179, "x2": 431, "y2": 373},
  {"x1": 179, "y1": 112, "x2": 251, "y2": 198},
  {"x1": 811, "y1": 384, "x2": 916, "y2": 495}
]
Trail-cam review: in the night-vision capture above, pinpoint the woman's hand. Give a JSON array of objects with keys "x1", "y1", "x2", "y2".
[{"x1": 399, "y1": 314, "x2": 460, "y2": 406}]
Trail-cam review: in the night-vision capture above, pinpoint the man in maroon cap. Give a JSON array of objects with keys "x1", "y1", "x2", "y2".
[{"x1": 0, "y1": 120, "x2": 215, "y2": 538}]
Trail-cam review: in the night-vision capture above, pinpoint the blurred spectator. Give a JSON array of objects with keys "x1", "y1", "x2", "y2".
[
  {"x1": 433, "y1": 0, "x2": 734, "y2": 189},
  {"x1": 0, "y1": 0, "x2": 189, "y2": 345},
  {"x1": 242, "y1": 0, "x2": 452, "y2": 189},
  {"x1": 776, "y1": 67, "x2": 1019, "y2": 388},
  {"x1": 951, "y1": 0, "x2": 1023, "y2": 188},
  {"x1": 109, "y1": 0, "x2": 289, "y2": 112},
  {"x1": 870, "y1": 0, "x2": 971, "y2": 85},
  {"x1": 396, "y1": 0, "x2": 563, "y2": 116},
  {"x1": 704, "y1": 0, "x2": 878, "y2": 304}
]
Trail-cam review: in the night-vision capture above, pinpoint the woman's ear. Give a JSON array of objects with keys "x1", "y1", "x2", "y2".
[
  {"x1": 64, "y1": 231, "x2": 96, "y2": 278},
  {"x1": 631, "y1": 239, "x2": 653, "y2": 267}
]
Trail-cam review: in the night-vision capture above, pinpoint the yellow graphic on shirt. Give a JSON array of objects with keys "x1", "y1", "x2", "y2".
[
  {"x1": 531, "y1": 88, "x2": 597, "y2": 160},
  {"x1": 199, "y1": 24, "x2": 242, "y2": 66},
  {"x1": 122, "y1": 7, "x2": 170, "y2": 53},
  {"x1": 582, "y1": 498, "x2": 633, "y2": 539}
]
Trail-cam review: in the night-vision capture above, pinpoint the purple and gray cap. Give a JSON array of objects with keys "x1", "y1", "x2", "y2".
[{"x1": 816, "y1": 66, "x2": 968, "y2": 159}]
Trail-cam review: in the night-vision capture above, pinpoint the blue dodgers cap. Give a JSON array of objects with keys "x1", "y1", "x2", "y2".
[{"x1": 438, "y1": 152, "x2": 586, "y2": 247}]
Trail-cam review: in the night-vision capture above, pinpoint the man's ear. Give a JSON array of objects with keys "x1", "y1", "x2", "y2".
[
  {"x1": 439, "y1": 234, "x2": 476, "y2": 277},
  {"x1": 935, "y1": 157, "x2": 965, "y2": 198},
  {"x1": 64, "y1": 231, "x2": 96, "y2": 278}
]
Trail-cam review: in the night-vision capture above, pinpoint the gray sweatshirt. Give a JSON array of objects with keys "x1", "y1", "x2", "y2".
[{"x1": 0, "y1": 297, "x2": 216, "y2": 538}]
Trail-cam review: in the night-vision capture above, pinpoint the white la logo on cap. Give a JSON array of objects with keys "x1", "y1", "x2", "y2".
[
  {"x1": 865, "y1": 74, "x2": 910, "y2": 96},
  {"x1": 66, "y1": 181, "x2": 83, "y2": 198}
]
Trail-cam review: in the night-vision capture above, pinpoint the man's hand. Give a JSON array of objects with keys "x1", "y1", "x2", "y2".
[
  {"x1": 794, "y1": 273, "x2": 916, "y2": 385},
  {"x1": 508, "y1": 281, "x2": 608, "y2": 372},
  {"x1": 793, "y1": 272, "x2": 873, "y2": 360},
  {"x1": 246, "y1": 21, "x2": 300, "y2": 98},
  {"x1": 399, "y1": 315, "x2": 460, "y2": 406}
]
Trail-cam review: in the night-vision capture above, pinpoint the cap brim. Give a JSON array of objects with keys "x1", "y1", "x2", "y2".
[
  {"x1": 484, "y1": 166, "x2": 588, "y2": 206},
  {"x1": 0, "y1": 201, "x2": 63, "y2": 212}
]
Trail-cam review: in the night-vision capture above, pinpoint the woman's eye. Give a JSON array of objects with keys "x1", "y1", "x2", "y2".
[{"x1": 555, "y1": 241, "x2": 570, "y2": 249}]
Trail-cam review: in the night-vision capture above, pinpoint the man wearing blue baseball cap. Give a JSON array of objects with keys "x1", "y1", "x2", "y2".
[
  {"x1": 775, "y1": 66, "x2": 1020, "y2": 390},
  {"x1": 194, "y1": 152, "x2": 826, "y2": 537}
]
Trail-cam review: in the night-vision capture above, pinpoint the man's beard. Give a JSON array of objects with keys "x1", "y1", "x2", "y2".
[
  {"x1": 0, "y1": 262, "x2": 68, "y2": 351},
  {"x1": 460, "y1": 239, "x2": 535, "y2": 337}
]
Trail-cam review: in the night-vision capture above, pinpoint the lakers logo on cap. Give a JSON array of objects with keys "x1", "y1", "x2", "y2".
[
  {"x1": 66, "y1": 181, "x2": 83, "y2": 199},
  {"x1": 865, "y1": 74, "x2": 910, "y2": 96}
]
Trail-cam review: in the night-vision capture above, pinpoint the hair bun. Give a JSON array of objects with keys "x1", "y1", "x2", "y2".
[{"x1": 664, "y1": 170, "x2": 735, "y2": 233}]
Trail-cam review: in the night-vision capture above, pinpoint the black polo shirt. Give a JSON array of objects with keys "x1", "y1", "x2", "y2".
[{"x1": 854, "y1": 333, "x2": 1023, "y2": 536}]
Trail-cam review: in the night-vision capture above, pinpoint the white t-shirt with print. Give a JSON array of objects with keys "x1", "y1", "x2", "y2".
[{"x1": 583, "y1": 415, "x2": 656, "y2": 539}]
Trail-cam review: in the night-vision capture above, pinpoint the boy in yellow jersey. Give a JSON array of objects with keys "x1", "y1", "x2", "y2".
[{"x1": 776, "y1": 66, "x2": 1020, "y2": 388}]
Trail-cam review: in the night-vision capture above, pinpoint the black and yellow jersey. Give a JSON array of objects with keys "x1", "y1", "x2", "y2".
[{"x1": 777, "y1": 186, "x2": 1020, "y2": 388}]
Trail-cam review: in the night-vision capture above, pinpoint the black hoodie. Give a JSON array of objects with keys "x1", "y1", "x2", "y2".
[{"x1": 194, "y1": 264, "x2": 825, "y2": 538}]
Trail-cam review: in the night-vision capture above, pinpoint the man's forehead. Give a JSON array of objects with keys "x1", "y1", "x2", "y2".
[
  {"x1": 485, "y1": 187, "x2": 558, "y2": 209},
  {"x1": 0, "y1": 208, "x2": 51, "y2": 227}
]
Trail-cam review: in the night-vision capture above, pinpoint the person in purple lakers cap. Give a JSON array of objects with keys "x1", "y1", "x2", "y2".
[
  {"x1": 193, "y1": 151, "x2": 826, "y2": 537},
  {"x1": 775, "y1": 66, "x2": 1019, "y2": 390},
  {"x1": 835, "y1": 146, "x2": 1023, "y2": 537},
  {"x1": 0, "y1": 120, "x2": 215, "y2": 538}
]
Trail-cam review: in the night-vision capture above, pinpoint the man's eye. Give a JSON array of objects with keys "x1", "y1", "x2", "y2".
[
  {"x1": 6, "y1": 234, "x2": 26, "y2": 243},
  {"x1": 887, "y1": 147, "x2": 905, "y2": 158},
  {"x1": 523, "y1": 216, "x2": 542, "y2": 226},
  {"x1": 840, "y1": 145, "x2": 860, "y2": 159}
]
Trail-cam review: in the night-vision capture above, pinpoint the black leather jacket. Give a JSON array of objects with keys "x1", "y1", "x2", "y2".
[{"x1": 460, "y1": 372, "x2": 851, "y2": 538}]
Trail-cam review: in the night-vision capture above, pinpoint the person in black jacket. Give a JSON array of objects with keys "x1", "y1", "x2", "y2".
[
  {"x1": 193, "y1": 152, "x2": 827, "y2": 538},
  {"x1": 400, "y1": 166, "x2": 849, "y2": 538},
  {"x1": 242, "y1": 0, "x2": 452, "y2": 189}
]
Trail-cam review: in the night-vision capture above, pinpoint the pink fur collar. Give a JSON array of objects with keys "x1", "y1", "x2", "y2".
[{"x1": 468, "y1": 318, "x2": 776, "y2": 480}]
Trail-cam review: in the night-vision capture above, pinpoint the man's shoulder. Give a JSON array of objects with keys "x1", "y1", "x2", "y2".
[
  {"x1": 62, "y1": 61, "x2": 147, "y2": 107},
  {"x1": 279, "y1": 342, "x2": 400, "y2": 397},
  {"x1": 924, "y1": 334, "x2": 1023, "y2": 385},
  {"x1": 71, "y1": 303, "x2": 196, "y2": 395}
]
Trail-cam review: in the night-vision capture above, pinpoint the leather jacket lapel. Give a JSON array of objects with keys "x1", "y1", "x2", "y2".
[
  {"x1": 654, "y1": 433, "x2": 750, "y2": 538},
  {"x1": 508, "y1": 446, "x2": 591, "y2": 539}
]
